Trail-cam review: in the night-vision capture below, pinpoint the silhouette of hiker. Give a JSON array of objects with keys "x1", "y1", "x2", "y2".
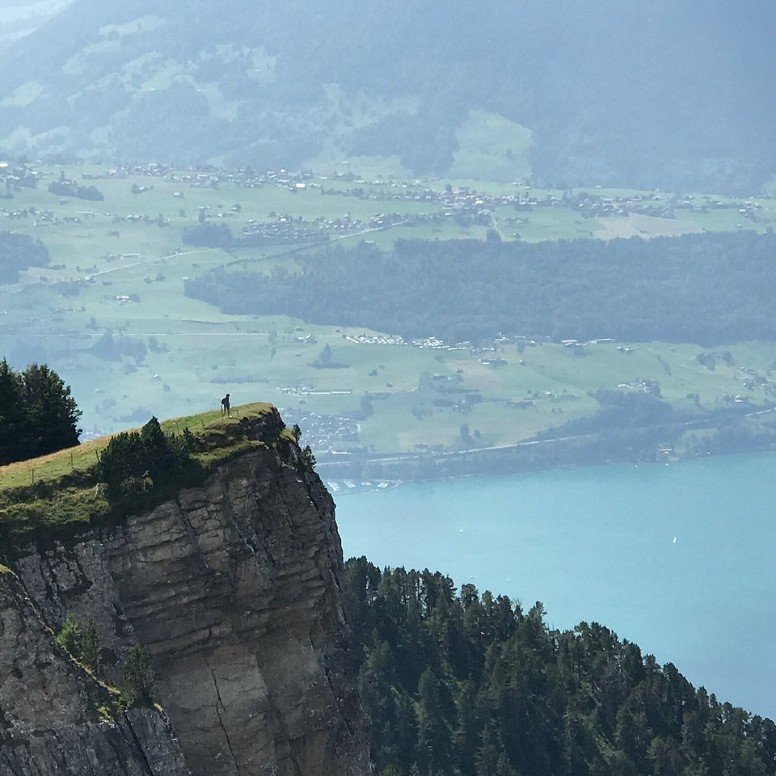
[{"x1": 221, "y1": 393, "x2": 231, "y2": 417}]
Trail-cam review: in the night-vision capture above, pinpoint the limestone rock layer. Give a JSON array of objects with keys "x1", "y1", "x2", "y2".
[
  {"x1": 5, "y1": 411, "x2": 370, "y2": 775},
  {"x1": 0, "y1": 567, "x2": 189, "y2": 775}
]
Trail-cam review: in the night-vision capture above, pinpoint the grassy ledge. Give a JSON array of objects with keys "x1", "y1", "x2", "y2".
[{"x1": 0, "y1": 402, "x2": 285, "y2": 551}]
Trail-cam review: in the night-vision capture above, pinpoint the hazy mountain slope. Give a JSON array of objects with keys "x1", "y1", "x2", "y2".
[
  {"x1": 0, "y1": 0, "x2": 71, "y2": 46},
  {"x1": 0, "y1": 0, "x2": 773, "y2": 190}
]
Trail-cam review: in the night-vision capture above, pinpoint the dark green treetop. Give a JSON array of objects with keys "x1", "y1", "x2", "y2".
[
  {"x1": 0, "y1": 359, "x2": 81, "y2": 465},
  {"x1": 343, "y1": 558, "x2": 776, "y2": 776}
]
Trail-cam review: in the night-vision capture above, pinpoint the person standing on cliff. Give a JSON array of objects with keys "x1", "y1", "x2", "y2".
[{"x1": 221, "y1": 393, "x2": 231, "y2": 417}]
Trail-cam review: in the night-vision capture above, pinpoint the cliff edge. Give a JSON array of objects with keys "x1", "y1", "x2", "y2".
[{"x1": 0, "y1": 405, "x2": 370, "y2": 775}]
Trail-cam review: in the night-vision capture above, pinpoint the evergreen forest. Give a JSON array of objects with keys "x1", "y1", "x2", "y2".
[
  {"x1": 343, "y1": 558, "x2": 776, "y2": 776},
  {"x1": 186, "y1": 231, "x2": 776, "y2": 346},
  {"x1": 0, "y1": 230, "x2": 49, "y2": 284}
]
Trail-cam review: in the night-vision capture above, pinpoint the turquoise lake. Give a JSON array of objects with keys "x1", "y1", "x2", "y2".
[{"x1": 335, "y1": 453, "x2": 776, "y2": 719}]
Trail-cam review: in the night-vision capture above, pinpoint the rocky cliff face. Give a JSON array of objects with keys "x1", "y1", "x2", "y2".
[
  {"x1": 3, "y1": 409, "x2": 370, "y2": 775},
  {"x1": 0, "y1": 566, "x2": 189, "y2": 775}
]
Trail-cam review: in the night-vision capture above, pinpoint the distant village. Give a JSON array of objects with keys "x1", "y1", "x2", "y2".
[{"x1": 0, "y1": 160, "x2": 769, "y2": 241}]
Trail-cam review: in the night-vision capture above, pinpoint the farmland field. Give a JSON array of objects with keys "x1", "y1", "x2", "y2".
[{"x1": 1, "y1": 160, "x2": 776, "y2": 464}]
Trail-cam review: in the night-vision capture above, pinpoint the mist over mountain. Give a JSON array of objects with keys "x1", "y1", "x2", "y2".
[{"x1": 0, "y1": 0, "x2": 773, "y2": 191}]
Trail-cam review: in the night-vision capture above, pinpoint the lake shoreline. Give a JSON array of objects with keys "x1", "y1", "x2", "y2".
[{"x1": 318, "y1": 414, "x2": 776, "y2": 490}]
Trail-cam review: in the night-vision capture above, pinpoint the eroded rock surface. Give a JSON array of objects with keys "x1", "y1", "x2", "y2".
[
  {"x1": 11, "y1": 412, "x2": 369, "y2": 775},
  {"x1": 0, "y1": 569, "x2": 189, "y2": 775}
]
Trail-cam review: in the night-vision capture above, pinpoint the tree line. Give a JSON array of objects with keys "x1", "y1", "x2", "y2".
[
  {"x1": 0, "y1": 360, "x2": 81, "y2": 465},
  {"x1": 343, "y1": 558, "x2": 776, "y2": 775},
  {"x1": 48, "y1": 179, "x2": 104, "y2": 201},
  {"x1": 186, "y1": 231, "x2": 776, "y2": 346},
  {"x1": 0, "y1": 230, "x2": 49, "y2": 284}
]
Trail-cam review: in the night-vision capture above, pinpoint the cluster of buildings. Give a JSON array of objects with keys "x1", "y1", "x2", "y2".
[
  {"x1": 344, "y1": 333, "x2": 405, "y2": 346},
  {"x1": 240, "y1": 217, "x2": 327, "y2": 244},
  {"x1": 616, "y1": 378, "x2": 662, "y2": 394},
  {"x1": 102, "y1": 163, "x2": 318, "y2": 193},
  {"x1": 279, "y1": 410, "x2": 361, "y2": 454},
  {"x1": 239, "y1": 210, "x2": 409, "y2": 243},
  {"x1": 574, "y1": 192, "x2": 676, "y2": 219},
  {"x1": 5, "y1": 161, "x2": 771, "y2": 245}
]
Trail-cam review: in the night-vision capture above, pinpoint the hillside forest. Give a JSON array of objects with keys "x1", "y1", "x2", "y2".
[
  {"x1": 187, "y1": 231, "x2": 776, "y2": 346},
  {"x1": 343, "y1": 558, "x2": 776, "y2": 776}
]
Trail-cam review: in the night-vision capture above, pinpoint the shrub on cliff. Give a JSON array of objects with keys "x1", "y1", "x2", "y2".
[
  {"x1": 79, "y1": 620, "x2": 101, "y2": 673},
  {"x1": 55, "y1": 613, "x2": 80, "y2": 656},
  {"x1": 120, "y1": 645, "x2": 154, "y2": 707},
  {"x1": 300, "y1": 445, "x2": 316, "y2": 469},
  {"x1": 56, "y1": 614, "x2": 101, "y2": 673},
  {"x1": 98, "y1": 417, "x2": 193, "y2": 499}
]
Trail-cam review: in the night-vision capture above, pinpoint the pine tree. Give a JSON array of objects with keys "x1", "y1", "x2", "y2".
[
  {"x1": 475, "y1": 718, "x2": 502, "y2": 776},
  {"x1": 0, "y1": 358, "x2": 25, "y2": 464},
  {"x1": 20, "y1": 362, "x2": 81, "y2": 458},
  {"x1": 416, "y1": 668, "x2": 453, "y2": 775},
  {"x1": 140, "y1": 416, "x2": 178, "y2": 480},
  {"x1": 121, "y1": 645, "x2": 154, "y2": 707}
]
